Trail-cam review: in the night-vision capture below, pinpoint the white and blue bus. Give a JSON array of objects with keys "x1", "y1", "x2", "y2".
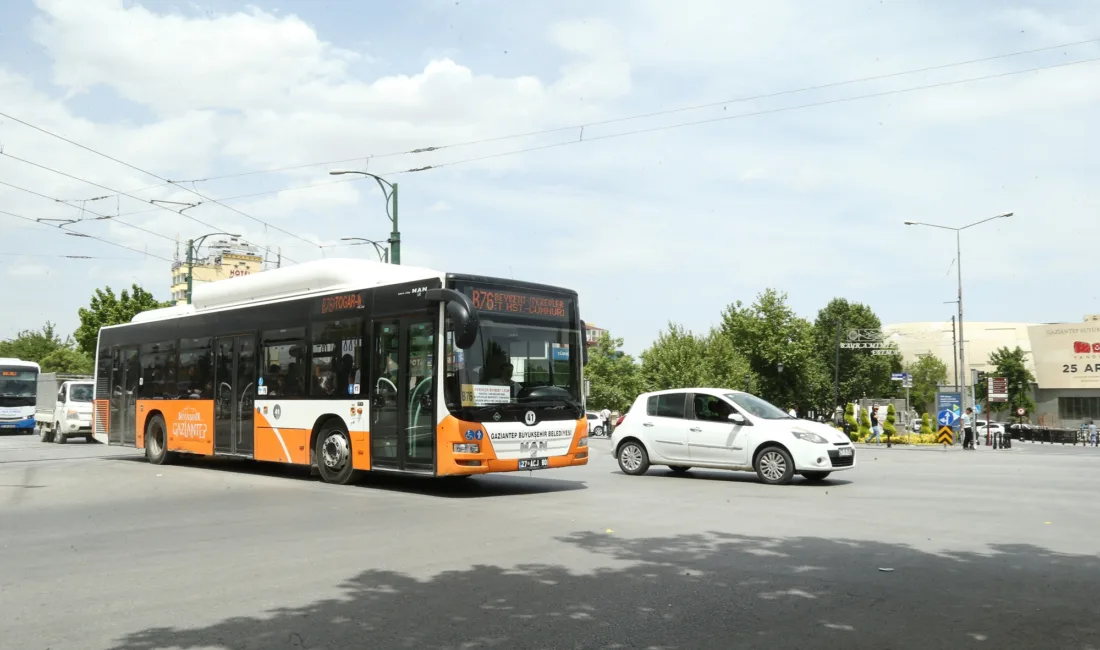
[{"x1": 0, "y1": 358, "x2": 41, "y2": 434}]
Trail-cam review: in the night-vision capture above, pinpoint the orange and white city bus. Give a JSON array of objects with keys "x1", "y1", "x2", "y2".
[{"x1": 93, "y1": 259, "x2": 590, "y2": 483}]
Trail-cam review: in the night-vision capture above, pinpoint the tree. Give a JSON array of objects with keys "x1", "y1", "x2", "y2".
[
  {"x1": 640, "y1": 323, "x2": 754, "y2": 392},
  {"x1": 907, "y1": 355, "x2": 949, "y2": 416},
  {"x1": 920, "y1": 412, "x2": 932, "y2": 435},
  {"x1": 0, "y1": 322, "x2": 93, "y2": 374},
  {"x1": 720, "y1": 289, "x2": 817, "y2": 413},
  {"x1": 584, "y1": 332, "x2": 641, "y2": 413},
  {"x1": 811, "y1": 298, "x2": 901, "y2": 407},
  {"x1": 974, "y1": 346, "x2": 1035, "y2": 417},
  {"x1": 885, "y1": 403, "x2": 897, "y2": 440},
  {"x1": 858, "y1": 408, "x2": 871, "y2": 440},
  {"x1": 844, "y1": 403, "x2": 858, "y2": 440},
  {"x1": 75, "y1": 284, "x2": 170, "y2": 356}
]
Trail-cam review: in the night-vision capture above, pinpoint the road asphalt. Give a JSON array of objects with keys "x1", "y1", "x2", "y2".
[{"x1": 2, "y1": 432, "x2": 1099, "y2": 649}]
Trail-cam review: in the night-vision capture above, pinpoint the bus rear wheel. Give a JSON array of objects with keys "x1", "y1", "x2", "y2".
[
  {"x1": 315, "y1": 422, "x2": 360, "y2": 485},
  {"x1": 145, "y1": 414, "x2": 174, "y2": 465}
]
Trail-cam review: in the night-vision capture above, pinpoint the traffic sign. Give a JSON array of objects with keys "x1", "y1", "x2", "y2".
[
  {"x1": 989, "y1": 377, "x2": 1008, "y2": 403},
  {"x1": 891, "y1": 372, "x2": 912, "y2": 381},
  {"x1": 938, "y1": 409, "x2": 958, "y2": 427},
  {"x1": 1017, "y1": 407, "x2": 1026, "y2": 416},
  {"x1": 936, "y1": 391, "x2": 963, "y2": 431},
  {"x1": 937, "y1": 426, "x2": 954, "y2": 444}
]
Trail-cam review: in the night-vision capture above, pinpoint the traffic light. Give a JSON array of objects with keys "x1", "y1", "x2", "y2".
[{"x1": 974, "y1": 369, "x2": 987, "y2": 384}]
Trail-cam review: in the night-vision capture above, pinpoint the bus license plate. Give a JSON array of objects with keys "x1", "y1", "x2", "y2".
[
  {"x1": 839, "y1": 447, "x2": 853, "y2": 457},
  {"x1": 519, "y1": 458, "x2": 548, "y2": 470}
]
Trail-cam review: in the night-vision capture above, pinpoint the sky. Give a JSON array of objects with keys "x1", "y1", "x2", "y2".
[{"x1": 1, "y1": 0, "x2": 1099, "y2": 355}]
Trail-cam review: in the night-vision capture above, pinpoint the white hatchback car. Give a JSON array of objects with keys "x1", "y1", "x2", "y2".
[{"x1": 610, "y1": 388, "x2": 856, "y2": 485}]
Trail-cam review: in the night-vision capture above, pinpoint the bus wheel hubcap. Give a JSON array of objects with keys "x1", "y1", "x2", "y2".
[{"x1": 322, "y1": 434, "x2": 348, "y2": 470}]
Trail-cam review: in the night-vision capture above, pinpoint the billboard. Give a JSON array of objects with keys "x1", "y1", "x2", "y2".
[{"x1": 1028, "y1": 324, "x2": 1100, "y2": 389}]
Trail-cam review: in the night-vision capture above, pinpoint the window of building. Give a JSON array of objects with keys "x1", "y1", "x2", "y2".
[
  {"x1": 177, "y1": 337, "x2": 213, "y2": 399},
  {"x1": 140, "y1": 341, "x2": 177, "y2": 398},
  {"x1": 310, "y1": 318, "x2": 363, "y2": 398},
  {"x1": 261, "y1": 327, "x2": 307, "y2": 398},
  {"x1": 1060, "y1": 397, "x2": 1100, "y2": 423}
]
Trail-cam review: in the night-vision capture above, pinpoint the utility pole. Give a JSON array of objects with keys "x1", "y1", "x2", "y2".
[
  {"x1": 186, "y1": 238, "x2": 194, "y2": 305},
  {"x1": 329, "y1": 171, "x2": 400, "y2": 264},
  {"x1": 833, "y1": 319, "x2": 842, "y2": 408},
  {"x1": 951, "y1": 315, "x2": 958, "y2": 390},
  {"x1": 390, "y1": 183, "x2": 400, "y2": 265}
]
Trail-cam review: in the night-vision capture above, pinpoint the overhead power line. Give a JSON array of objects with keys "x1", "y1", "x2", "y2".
[
  {"x1": 0, "y1": 152, "x2": 297, "y2": 263},
  {"x1": 0, "y1": 252, "x2": 137, "y2": 260},
  {"x1": 0, "y1": 207, "x2": 173, "y2": 261},
  {"x1": 111, "y1": 36, "x2": 1100, "y2": 188},
  {"x1": 0, "y1": 112, "x2": 320, "y2": 253}
]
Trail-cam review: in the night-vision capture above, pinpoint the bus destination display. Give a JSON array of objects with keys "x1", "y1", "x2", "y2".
[
  {"x1": 320, "y1": 292, "x2": 364, "y2": 315},
  {"x1": 470, "y1": 289, "x2": 567, "y2": 318}
]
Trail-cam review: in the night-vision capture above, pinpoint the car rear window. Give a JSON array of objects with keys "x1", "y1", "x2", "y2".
[{"x1": 647, "y1": 393, "x2": 686, "y2": 419}]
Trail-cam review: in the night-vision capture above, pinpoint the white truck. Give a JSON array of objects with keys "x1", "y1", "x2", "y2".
[{"x1": 35, "y1": 373, "x2": 95, "y2": 444}]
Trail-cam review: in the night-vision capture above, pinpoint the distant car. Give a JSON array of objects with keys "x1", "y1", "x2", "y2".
[
  {"x1": 610, "y1": 388, "x2": 857, "y2": 485},
  {"x1": 585, "y1": 411, "x2": 605, "y2": 437},
  {"x1": 975, "y1": 421, "x2": 1006, "y2": 437}
]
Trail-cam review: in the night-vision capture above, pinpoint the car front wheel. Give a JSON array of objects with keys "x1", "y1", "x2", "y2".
[{"x1": 754, "y1": 446, "x2": 795, "y2": 485}]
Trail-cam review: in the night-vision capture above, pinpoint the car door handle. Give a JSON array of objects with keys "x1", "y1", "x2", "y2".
[
  {"x1": 642, "y1": 422, "x2": 654, "y2": 427},
  {"x1": 690, "y1": 427, "x2": 702, "y2": 432}
]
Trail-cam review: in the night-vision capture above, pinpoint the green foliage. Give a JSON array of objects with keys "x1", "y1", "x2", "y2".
[
  {"x1": 75, "y1": 284, "x2": 170, "y2": 356},
  {"x1": 859, "y1": 408, "x2": 871, "y2": 438},
  {"x1": 0, "y1": 322, "x2": 93, "y2": 374},
  {"x1": 811, "y1": 298, "x2": 901, "y2": 406},
  {"x1": 920, "y1": 412, "x2": 933, "y2": 435},
  {"x1": 584, "y1": 332, "x2": 641, "y2": 413},
  {"x1": 844, "y1": 403, "x2": 858, "y2": 442},
  {"x1": 640, "y1": 322, "x2": 754, "y2": 392},
  {"x1": 907, "y1": 355, "x2": 949, "y2": 415},
  {"x1": 975, "y1": 346, "x2": 1036, "y2": 416},
  {"x1": 884, "y1": 403, "x2": 897, "y2": 436},
  {"x1": 719, "y1": 288, "x2": 819, "y2": 412}
]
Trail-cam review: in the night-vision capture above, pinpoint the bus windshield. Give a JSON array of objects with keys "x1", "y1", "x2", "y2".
[
  {"x1": 0, "y1": 368, "x2": 38, "y2": 408},
  {"x1": 444, "y1": 286, "x2": 582, "y2": 421}
]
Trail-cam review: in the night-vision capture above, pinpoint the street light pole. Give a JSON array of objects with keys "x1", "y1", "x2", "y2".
[
  {"x1": 330, "y1": 171, "x2": 400, "y2": 264},
  {"x1": 340, "y1": 237, "x2": 389, "y2": 262},
  {"x1": 903, "y1": 212, "x2": 1013, "y2": 411},
  {"x1": 186, "y1": 232, "x2": 241, "y2": 304}
]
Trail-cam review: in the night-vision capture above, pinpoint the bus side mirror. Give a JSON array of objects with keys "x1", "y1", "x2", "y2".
[
  {"x1": 425, "y1": 288, "x2": 479, "y2": 349},
  {"x1": 580, "y1": 319, "x2": 589, "y2": 366}
]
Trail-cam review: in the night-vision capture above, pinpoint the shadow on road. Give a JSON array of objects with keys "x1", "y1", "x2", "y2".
[
  {"x1": 105, "y1": 531, "x2": 1100, "y2": 649},
  {"x1": 105, "y1": 455, "x2": 587, "y2": 498},
  {"x1": 647, "y1": 467, "x2": 855, "y2": 487}
]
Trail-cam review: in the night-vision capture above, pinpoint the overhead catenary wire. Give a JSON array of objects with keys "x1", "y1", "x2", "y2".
[
  {"x1": 0, "y1": 112, "x2": 321, "y2": 253},
  {"x1": 0, "y1": 152, "x2": 297, "y2": 263},
  {"x1": 0, "y1": 207, "x2": 173, "y2": 261}
]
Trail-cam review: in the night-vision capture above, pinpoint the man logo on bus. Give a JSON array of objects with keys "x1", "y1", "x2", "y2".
[{"x1": 524, "y1": 411, "x2": 536, "y2": 426}]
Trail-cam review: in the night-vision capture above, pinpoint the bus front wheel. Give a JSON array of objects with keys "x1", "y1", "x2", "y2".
[{"x1": 315, "y1": 422, "x2": 360, "y2": 485}]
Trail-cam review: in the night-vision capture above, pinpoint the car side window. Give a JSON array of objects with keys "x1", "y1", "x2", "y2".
[
  {"x1": 692, "y1": 394, "x2": 732, "y2": 422},
  {"x1": 652, "y1": 393, "x2": 687, "y2": 419}
]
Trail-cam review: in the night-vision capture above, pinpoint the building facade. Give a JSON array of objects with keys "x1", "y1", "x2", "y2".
[
  {"x1": 169, "y1": 238, "x2": 265, "y2": 305},
  {"x1": 883, "y1": 316, "x2": 1100, "y2": 429}
]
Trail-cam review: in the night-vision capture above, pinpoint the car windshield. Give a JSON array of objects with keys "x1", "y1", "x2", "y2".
[
  {"x1": 69, "y1": 384, "x2": 94, "y2": 402},
  {"x1": 724, "y1": 392, "x2": 794, "y2": 420}
]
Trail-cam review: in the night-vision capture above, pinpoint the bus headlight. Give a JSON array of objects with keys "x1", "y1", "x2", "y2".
[
  {"x1": 577, "y1": 436, "x2": 588, "y2": 448},
  {"x1": 453, "y1": 443, "x2": 479, "y2": 454}
]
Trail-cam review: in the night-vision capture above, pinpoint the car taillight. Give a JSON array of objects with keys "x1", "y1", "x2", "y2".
[{"x1": 615, "y1": 415, "x2": 625, "y2": 426}]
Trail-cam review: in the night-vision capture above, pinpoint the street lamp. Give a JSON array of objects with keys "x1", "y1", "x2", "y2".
[
  {"x1": 186, "y1": 232, "x2": 241, "y2": 304},
  {"x1": 340, "y1": 237, "x2": 389, "y2": 262},
  {"x1": 330, "y1": 170, "x2": 400, "y2": 264},
  {"x1": 904, "y1": 212, "x2": 1013, "y2": 410}
]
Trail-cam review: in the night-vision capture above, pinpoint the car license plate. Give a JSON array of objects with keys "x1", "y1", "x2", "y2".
[
  {"x1": 518, "y1": 458, "x2": 548, "y2": 470},
  {"x1": 839, "y1": 447, "x2": 853, "y2": 457},
  {"x1": 0, "y1": 423, "x2": 14, "y2": 428}
]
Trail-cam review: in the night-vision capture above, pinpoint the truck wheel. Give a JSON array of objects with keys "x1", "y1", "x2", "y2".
[
  {"x1": 54, "y1": 423, "x2": 66, "y2": 445},
  {"x1": 39, "y1": 424, "x2": 53, "y2": 443},
  {"x1": 145, "y1": 414, "x2": 174, "y2": 465}
]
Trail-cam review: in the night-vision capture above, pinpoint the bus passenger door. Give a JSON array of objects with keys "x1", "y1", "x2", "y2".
[
  {"x1": 214, "y1": 334, "x2": 256, "y2": 456},
  {"x1": 369, "y1": 317, "x2": 436, "y2": 472},
  {"x1": 110, "y1": 346, "x2": 139, "y2": 445}
]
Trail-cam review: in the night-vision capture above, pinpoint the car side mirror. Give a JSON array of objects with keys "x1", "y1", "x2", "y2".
[
  {"x1": 729, "y1": 413, "x2": 748, "y2": 426},
  {"x1": 425, "y1": 288, "x2": 479, "y2": 349}
]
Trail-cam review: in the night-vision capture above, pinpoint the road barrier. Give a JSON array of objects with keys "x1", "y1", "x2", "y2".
[{"x1": 1007, "y1": 424, "x2": 1094, "y2": 446}]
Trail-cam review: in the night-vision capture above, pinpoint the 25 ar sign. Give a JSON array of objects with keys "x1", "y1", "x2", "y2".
[{"x1": 1062, "y1": 363, "x2": 1100, "y2": 373}]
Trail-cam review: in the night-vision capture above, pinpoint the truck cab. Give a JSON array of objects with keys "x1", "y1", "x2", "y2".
[{"x1": 37, "y1": 377, "x2": 95, "y2": 444}]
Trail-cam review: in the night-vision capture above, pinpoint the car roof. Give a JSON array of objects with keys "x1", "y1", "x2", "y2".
[{"x1": 638, "y1": 387, "x2": 742, "y2": 398}]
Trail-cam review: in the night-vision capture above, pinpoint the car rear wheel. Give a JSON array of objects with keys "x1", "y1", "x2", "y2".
[
  {"x1": 592, "y1": 425, "x2": 603, "y2": 437},
  {"x1": 617, "y1": 440, "x2": 650, "y2": 476},
  {"x1": 754, "y1": 446, "x2": 795, "y2": 485}
]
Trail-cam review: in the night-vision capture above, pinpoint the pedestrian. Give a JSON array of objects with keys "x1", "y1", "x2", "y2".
[
  {"x1": 1089, "y1": 420, "x2": 1098, "y2": 447},
  {"x1": 600, "y1": 406, "x2": 611, "y2": 437},
  {"x1": 788, "y1": 406, "x2": 797, "y2": 418},
  {"x1": 962, "y1": 407, "x2": 975, "y2": 449},
  {"x1": 867, "y1": 405, "x2": 882, "y2": 444}
]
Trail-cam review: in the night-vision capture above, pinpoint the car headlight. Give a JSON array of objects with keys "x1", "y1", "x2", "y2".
[
  {"x1": 66, "y1": 409, "x2": 80, "y2": 420},
  {"x1": 792, "y1": 430, "x2": 828, "y2": 444}
]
